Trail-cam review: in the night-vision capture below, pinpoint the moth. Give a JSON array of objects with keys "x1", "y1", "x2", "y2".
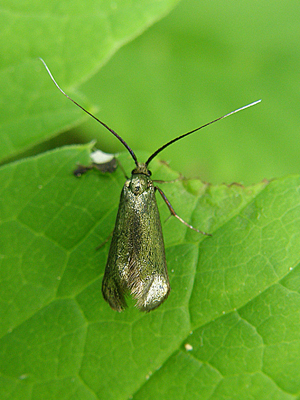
[{"x1": 40, "y1": 58, "x2": 260, "y2": 312}]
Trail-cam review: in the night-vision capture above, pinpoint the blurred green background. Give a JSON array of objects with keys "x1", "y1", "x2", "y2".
[
  {"x1": 2, "y1": 0, "x2": 300, "y2": 185},
  {"x1": 66, "y1": 0, "x2": 300, "y2": 185}
]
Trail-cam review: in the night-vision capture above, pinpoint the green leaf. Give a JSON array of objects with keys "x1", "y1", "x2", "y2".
[
  {"x1": 0, "y1": 0, "x2": 180, "y2": 162},
  {"x1": 1, "y1": 146, "x2": 300, "y2": 399}
]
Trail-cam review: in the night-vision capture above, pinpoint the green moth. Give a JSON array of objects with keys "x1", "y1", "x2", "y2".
[{"x1": 40, "y1": 58, "x2": 260, "y2": 312}]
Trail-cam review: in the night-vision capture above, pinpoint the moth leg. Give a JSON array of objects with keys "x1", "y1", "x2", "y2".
[
  {"x1": 115, "y1": 159, "x2": 129, "y2": 179},
  {"x1": 96, "y1": 231, "x2": 113, "y2": 250},
  {"x1": 155, "y1": 186, "x2": 212, "y2": 236}
]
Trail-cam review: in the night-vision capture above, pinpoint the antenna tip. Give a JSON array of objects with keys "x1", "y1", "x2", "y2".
[
  {"x1": 39, "y1": 58, "x2": 48, "y2": 70},
  {"x1": 245, "y1": 99, "x2": 261, "y2": 108}
]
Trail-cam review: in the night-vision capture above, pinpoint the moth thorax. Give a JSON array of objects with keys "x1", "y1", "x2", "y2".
[
  {"x1": 130, "y1": 174, "x2": 150, "y2": 195},
  {"x1": 131, "y1": 163, "x2": 151, "y2": 176}
]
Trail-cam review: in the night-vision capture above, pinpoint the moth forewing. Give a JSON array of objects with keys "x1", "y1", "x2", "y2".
[{"x1": 102, "y1": 170, "x2": 170, "y2": 312}]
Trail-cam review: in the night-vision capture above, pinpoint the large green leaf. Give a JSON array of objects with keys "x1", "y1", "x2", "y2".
[
  {"x1": 0, "y1": 0, "x2": 180, "y2": 162},
  {"x1": 1, "y1": 146, "x2": 299, "y2": 399}
]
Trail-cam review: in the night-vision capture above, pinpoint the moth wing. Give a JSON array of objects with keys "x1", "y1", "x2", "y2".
[{"x1": 102, "y1": 182, "x2": 170, "y2": 312}]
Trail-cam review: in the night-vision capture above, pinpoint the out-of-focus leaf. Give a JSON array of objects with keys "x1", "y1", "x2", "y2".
[{"x1": 0, "y1": 0, "x2": 181, "y2": 162}]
